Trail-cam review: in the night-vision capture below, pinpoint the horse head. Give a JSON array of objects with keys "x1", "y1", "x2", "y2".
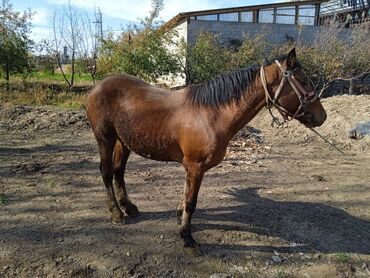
[{"x1": 261, "y1": 48, "x2": 327, "y2": 128}]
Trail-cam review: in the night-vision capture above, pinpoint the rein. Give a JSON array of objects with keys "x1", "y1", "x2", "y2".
[{"x1": 260, "y1": 60, "x2": 318, "y2": 126}]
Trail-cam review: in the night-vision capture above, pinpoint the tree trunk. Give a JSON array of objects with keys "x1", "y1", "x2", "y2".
[
  {"x1": 56, "y1": 53, "x2": 72, "y2": 90},
  {"x1": 5, "y1": 56, "x2": 10, "y2": 92},
  {"x1": 70, "y1": 50, "x2": 75, "y2": 91}
]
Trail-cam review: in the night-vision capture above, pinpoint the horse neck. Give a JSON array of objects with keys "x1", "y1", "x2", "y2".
[{"x1": 219, "y1": 75, "x2": 267, "y2": 139}]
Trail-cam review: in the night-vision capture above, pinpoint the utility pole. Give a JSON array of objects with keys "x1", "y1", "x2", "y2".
[{"x1": 93, "y1": 7, "x2": 103, "y2": 50}]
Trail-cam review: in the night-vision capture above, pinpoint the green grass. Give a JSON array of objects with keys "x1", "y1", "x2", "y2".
[
  {"x1": 333, "y1": 253, "x2": 351, "y2": 263},
  {"x1": 0, "y1": 71, "x2": 91, "y2": 109},
  {"x1": 0, "y1": 193, "x2": 7, "y2": 205},
  {"x1": 276, "y1": 266, "x2": 292, "y2": 278},
  {"x1": 31, "y1": 71, "x2": 93, "y2": 84},
  {"x1": 46, "y1": 178, "x2": 57, "y2": 188},
  {"x1": 0, "y1": 89, "x2": 87, "y2": 109},
  {"x1": 0, "y1": 71, "x2": 95, "y2": 90}
]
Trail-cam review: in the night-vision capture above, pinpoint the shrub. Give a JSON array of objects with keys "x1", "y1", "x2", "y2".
[
  {"x1": 295, "y1": 23, "x2": 370, "y2": 95},
  {"x1": 97, "y1": 28, "x2": 182, "y2": 83},
  {"x1": 186, "y1": 32, "x2": 270, "y2": 84}
]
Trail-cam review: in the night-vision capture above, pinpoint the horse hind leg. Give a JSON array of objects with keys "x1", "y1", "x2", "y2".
[
  {"x1": 176, "y1": 196, "x2": 184, "y2": 224},
  {"x1": 113, "y1": 140, "x2": 139, "y2": 218},
  {"x1": 97, "y1": 135, "x2": 124, "y2": 224}
]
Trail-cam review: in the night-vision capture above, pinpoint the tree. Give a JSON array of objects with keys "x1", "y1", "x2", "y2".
[
  {"x1": 0, "y1": 0, "x2": 34, "y2": 91},
  {"x1": 186, "y1": 32, "x2": 230, "y2": 84},
  {"x1": 185, "y1": 32, "x2": 270, "y2": 84},
  {"x1": 98, "y1": 27, "x2": 181, "y2": 83},
  {"x1": 51, "y1": 0, "x2": 98, "y2": 88},
  {"x1": 34, "y1": 39, "x2": 57, "y2": 74},
  {"x1": 97, "y1": 0, "x2": 181, "y2": 83},
  {"x1": 75, "y1": 11, "x2": 98, "y2": 84},
  {"x1": 298, "y1": 22, "x2": 370, "y2": 96},
  {"x1": 142, "y1": 0, "x2": 164, "y2": 29}
]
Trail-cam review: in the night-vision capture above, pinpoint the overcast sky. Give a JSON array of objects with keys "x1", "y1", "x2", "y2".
[{"x1": 10, "y1": 0, "x2": 281, "y2": 42}]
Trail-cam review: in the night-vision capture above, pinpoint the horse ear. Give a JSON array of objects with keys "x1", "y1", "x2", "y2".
[{"x1": 286, "y1": 48, "x2": 297, "y2": 69}]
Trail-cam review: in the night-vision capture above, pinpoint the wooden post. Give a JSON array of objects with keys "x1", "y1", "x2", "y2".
[
  {"x1": 254, "y1": 9, "x2": 258, "y2": 23},
  {"x1": 295, "y1": 5, "x2": 299, "y2": 25},
  {"x1": 315, "y1": 4, "x2": 321, "y2": 26}
]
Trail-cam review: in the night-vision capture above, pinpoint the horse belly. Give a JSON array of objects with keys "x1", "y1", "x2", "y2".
[
  {"x1": 114, "y1": 103, "x2": 181, "y2": 162},
  {"x1": 118, "y1": 125, "x2": 180, "y2": 162},
  {"x1": 128, "y1": 138, "x2": 179, "y2": 162}
]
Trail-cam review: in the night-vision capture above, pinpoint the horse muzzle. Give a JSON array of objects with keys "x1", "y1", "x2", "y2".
[{"x1": 298, "y1": 110, "x2": 327, "y2": 128}]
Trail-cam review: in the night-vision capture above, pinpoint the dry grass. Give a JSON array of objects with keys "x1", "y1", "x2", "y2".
[{"x1": 0, "y1": 88, "x2": 87, "y2": 109}]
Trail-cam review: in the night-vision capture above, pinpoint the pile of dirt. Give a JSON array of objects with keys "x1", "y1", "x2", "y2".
[{"x1": 0, "y1": 105, "x2": 90, "y2": 130}]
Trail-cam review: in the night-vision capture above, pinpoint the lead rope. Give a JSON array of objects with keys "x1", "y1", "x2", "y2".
[{"x1": 308, "y1": 127, "x2": 346, "y2": 155}]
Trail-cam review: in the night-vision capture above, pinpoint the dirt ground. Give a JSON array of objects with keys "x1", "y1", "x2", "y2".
[{"x1": 0, "y1": 95, "x2": 369, "y2": 278}]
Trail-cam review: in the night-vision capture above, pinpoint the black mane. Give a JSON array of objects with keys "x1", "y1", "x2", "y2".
[{"x1": 187, "y1": 65, "x2": 259, "y2": 107}]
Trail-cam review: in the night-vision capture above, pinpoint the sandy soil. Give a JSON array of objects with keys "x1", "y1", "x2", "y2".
[{"x1": 0, "y1": 95, "x2": 369, "y2": 278}]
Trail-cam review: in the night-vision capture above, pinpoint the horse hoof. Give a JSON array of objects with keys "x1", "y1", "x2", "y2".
[
  {"x1": 111, "y1": 218, "x2": 125, "y2": 224},
  {"x1": 111, "y1": 212, "x2": 125, "y2": 224},
  {"x1": 125, "y1": 203, "x2": 139, "y2": 218},
  {"x1": 183, "y1": 234, "x2": 198, "y2": 248},
  {"x1": 184, "y1": 245, "x2": 201, "y2": 257}
]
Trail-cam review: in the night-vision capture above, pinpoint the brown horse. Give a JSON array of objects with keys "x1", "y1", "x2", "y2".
[{"x1": 86, "y1": 49, "x2": 327, "y2": 250}]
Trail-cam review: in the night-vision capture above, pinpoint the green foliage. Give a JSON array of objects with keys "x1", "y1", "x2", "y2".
[
  {"x1": 0, "y1": 0, "x2": 34, "y2": 90},
  {"x1": 142, "y1": 0, "x2": 164, "y2": 29},
  {"x1": 97, "y1": 28, "x2": 182, "y2": 83},
  {"x1": 186, "y1": 32, "x2": 270, "y2": 84},
  {"x1": 0, "y1": 193, "x2": 7, "y2": 205},
  {"x1": 186, "y1": 32, "x2": 230, "y2": 84},
  {"x1": 333, "y1": 253, "x2": 351, "y2": 263},
  {"x1": 32, "y1": 55, "x2": 56, "y2": 74},
  {"x1": 32, "y1": 71, "x2": 92, "y2": 83},
  {"x1": 97, "y1": 0, "x2": 182, "y2": 83},
  {"x1": 294, "y1": 23, "x2": 370, "y2": 95},
  {"x1": 186, "y1": 24, "x2": 369, "y2": 94},
  {"x1": 230, "y1": 33, "x2": 269, "y2": 69},
  {"x1": 0, "y1": 87, "x2": 86, "y2": 108}
]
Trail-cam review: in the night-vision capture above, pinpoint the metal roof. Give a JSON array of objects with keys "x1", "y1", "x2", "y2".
[{"x1": 163, "y1": 0, "x2": 328, "y2": 29}]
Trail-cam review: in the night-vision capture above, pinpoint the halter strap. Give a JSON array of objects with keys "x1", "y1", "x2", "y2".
[{"x1": 260, "y1": 60, "x2": 318, "y2": 125}]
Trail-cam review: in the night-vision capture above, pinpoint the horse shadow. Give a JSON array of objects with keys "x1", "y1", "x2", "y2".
[
  {"x1": 136, "y1": 187, "x2": 370, "y2": 255},
  {"x1": 192, "y1": 187, "x2": 370, "y2": 255}
]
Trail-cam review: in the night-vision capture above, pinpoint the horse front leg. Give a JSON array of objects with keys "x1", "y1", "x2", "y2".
[{"x1": 180, "y1": 162, "x2": 204, "y2": 249}]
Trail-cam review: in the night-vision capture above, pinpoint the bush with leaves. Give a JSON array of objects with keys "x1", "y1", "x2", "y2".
[
  {"x1": 295, "y1": 23, "x2": 370, "y2": 95},
  {"x1": 97, "y1": 28, "x2": 181, "y2": 83},
  {"x1": 229, "y1": 33, "x2": 270, "y2": 69},
  {"x1": 0, "y1": 0, "x2": 34, "y2": 91},
  {"x1": 186, "y1": 32, "x2": 270, "y2": 84},
  {"x1": 97, "y1": 0, "x2": 181, "y2": 83},
  {"x1": 186, "y1": 32, "x2": 231, "y2": 84}
]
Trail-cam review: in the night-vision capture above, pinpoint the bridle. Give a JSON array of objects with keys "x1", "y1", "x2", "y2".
[
  {"x1": 260, "y1": 61, "x2": 346, "y2": 155},
  {"x1": 260, "y1": 60, "x2": 318, "y2": 125}
]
